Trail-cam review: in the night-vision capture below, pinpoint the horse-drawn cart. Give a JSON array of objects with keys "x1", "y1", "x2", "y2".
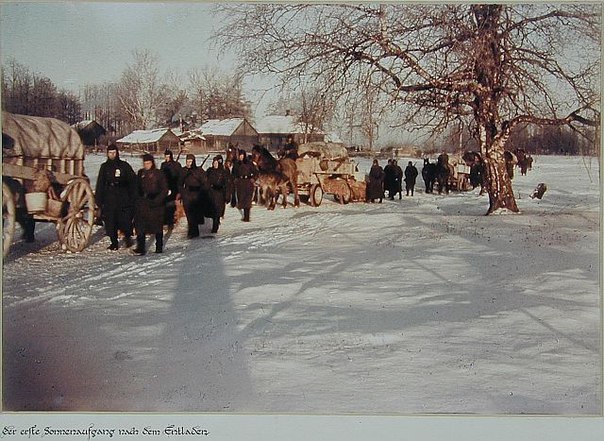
[
  {"x1": 2, "y1": 112, "x2": 95, "y2": 257},
  {"x1": 296, "y1": 142, "x2": 366, "y2": 206}
]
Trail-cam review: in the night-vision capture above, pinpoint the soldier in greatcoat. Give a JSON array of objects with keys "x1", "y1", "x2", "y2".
[
  {"x1": 160, "y1": 149, "x2": 182, "y2": 230},
  {"x1": 404, "y1": 161, "x2": 419, "y2": 196},
  {"x1": 95, "y1": 144, "x2": 137, "y2": 250},
  {"x1": 383, "y1": 159, "x2": 396, "y2": 200},
  {"x1": 366, "y1": 159, "x2": 385, "y2": 203},
  {"x1": 205, "y1": 155, "x2": 228, "y2": 233},
  {"x1": 393, "y1": 160, "x2": 404, "y2": 199},
  {"x1": 133, "y1": 154, "x2": 168, "y2": 255},
  {"x1": 233, "y1": 149, "x2": 257, "y2": 222},
  {"x1": 178, "y1": 154, "x2": 208, "y2": 238}
]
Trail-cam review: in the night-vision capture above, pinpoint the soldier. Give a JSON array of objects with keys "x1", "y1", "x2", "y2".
[
  {"x1": 404, "y1": 161, "x2": 419, "y2": 196},
  {"x1": 133, "y1": 154, "x2": 168, "y2": 255},
  {"x1": 366, "y1": 159, "x2": 385, "y2": 203},
  {"x1": 178, "y1": 154, "x2": 207, "y2": 238},
  {"x1": 393, "y1": 159, "x2": 404, "y2": 200},
  {"x1": 383, "y1": 159, "x2": 396, "y2": 200},
  {"x1": 160, "y1": 149, "x2": 182, "y2": 230},
  {"x1": 95, "y1": 144, "x2": 137, "y2": 250},
  {"x1": 281, "y1": 136, "x2": 299, "y2": 160},
  {"x1": 205, "y1": 155, "x2": 228, "y2": 233},
  {"x1": 233, "y1": 149, "x2": 257, "y2": 222}
]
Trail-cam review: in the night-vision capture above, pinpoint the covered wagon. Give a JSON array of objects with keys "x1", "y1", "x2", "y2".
[
  {"x1": 296, "y1": 142, "x2": 366, "y2": 206},
  {"x1": 2, "y1": 112, "x2": 95, "y2": 256}
]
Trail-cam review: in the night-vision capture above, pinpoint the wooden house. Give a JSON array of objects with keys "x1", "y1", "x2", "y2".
[
  {"x1": 199, "y1": 118, "x2": 259, "y2": 151},
  {"x1": 172, "y1": 128, "x2": 208, "y2": 154},
  {"x1": 72, "y1": 120, "x2": 106, "y2": 149},
  {"x1": 255, "y1": 115, "x2": 325, "y2": 153},
  {"x1": 116, "y1": 128, "x2": 181, "y2": 153}
]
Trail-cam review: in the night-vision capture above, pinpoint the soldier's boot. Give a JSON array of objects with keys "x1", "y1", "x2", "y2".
[
  {"x1": 108, "y1": 233, "x2": 119, "y2": 251},
  {"x1": 243, "y1": 208, "x2": 250, "y2": 222},
  {"x1": 211, "y1": 217, "x2": 220, "y2": 233},
  {"x1": 133, "y1": 234, "x2": 146, "y2": 255},
  {"x1": 155, "y1": 233, "x2": 163, "y2": 254}
]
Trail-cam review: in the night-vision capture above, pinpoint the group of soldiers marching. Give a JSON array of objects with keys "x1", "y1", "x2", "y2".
[
  {"x1": 95, "y1": 144, "x2": 257, "y2": 255},
  {"x1": 366, "y1": 159, "x2": 419, "y2": 203}
]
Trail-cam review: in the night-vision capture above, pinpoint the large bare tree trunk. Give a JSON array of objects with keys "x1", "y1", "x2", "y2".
[{"x1": 483, "y1": 149, "x2": 519, "y2": 214}]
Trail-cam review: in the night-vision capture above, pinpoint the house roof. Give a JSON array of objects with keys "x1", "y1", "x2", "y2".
[
  {"x1": 117, "y1": 128, "x2": 178, "y2": 144},
  {"x1": 72, "y1": 120, "x2": 95, "y2": 130},
  {"x1": 199, "y1": 118, "x2": 246, "y2": 136},
  {"x1": 255, "y1": 115, "x2": 323, "y2": 135}
]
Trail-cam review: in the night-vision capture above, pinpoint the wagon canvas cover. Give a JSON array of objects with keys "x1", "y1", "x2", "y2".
[
  {"x1": 298, "y1": 141, "x2": 349, "y2": 160},
  {"x1": 2, "y1": 111, "x2": 85, "y2": 160}
]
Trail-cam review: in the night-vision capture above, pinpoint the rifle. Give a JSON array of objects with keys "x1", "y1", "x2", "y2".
[{"x1": 199, "y1": 154, "x2": 211, "y2": 169}]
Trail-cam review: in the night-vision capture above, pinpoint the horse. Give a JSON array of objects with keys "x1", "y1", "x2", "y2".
[
  {"x1": 251, "y1": 145, "x2": 300, "y2": 208},
  {"x1": 256, "y1": 171, "x2": 290, "y2": 210},
  {"x1": 435, "y1": 153, "x2": 454, "y2": 194},
  {"x1": 421, "y1": 158, "x2": 437, "y2": 193},
  {"x1": 462, "y1": 151, "x2": 486, "y2": 195}
]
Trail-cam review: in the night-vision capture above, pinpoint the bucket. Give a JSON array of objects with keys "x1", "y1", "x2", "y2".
[{"x1": 25, "y1": 192, "x2": 48, "y2": 214}]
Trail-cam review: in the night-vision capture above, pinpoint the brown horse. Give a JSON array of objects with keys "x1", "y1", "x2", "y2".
[{"x1": 251, "y1": 145, "x2": 300, "y2": 208}]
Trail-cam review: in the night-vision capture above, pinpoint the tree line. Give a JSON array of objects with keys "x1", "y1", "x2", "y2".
[{"x1": 1, "y1": 50, "x2": 253, "y2": 140}]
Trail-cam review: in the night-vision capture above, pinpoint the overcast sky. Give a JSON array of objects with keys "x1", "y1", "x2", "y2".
[{"x1": 0, "y1": 2, "x2": 234, "y2": 88}]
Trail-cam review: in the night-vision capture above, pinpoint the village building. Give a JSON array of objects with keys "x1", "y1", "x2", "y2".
[
  {"x1": 171, "y1": 127, "x2": 208, "y2": 155},
  {"x1": 116, "y1": 128, "x2": 181, "y2": 154},
  {"x1": 72, "y1": 120, "x2": 107, "y2": 150},
  {"x1": 255, "y1": 115, "x2": 325, "y2": 153},
  {"x1": 199, "y1": 118, "x2": 258, "y2": 151}
]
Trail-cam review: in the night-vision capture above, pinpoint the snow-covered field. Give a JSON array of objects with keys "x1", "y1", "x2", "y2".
[{"x1": 2, "y1": 154, "x2": 601, "y2": 414}]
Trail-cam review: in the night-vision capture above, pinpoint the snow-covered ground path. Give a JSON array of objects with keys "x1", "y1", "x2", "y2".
[{"x1": 2, "y1": 155, "x2": 600, "y2": 414}]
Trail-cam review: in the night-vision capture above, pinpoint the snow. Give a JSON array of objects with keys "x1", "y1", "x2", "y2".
[
  {"x1": 116, "y1": 128, "x2": 176, "y2": 144},
  {"x1": 199, "y1": 118, "x2": 247, "y2": 136},
  {"x1": 1, "y1": 154, "x2": 600, "y2": 415}
]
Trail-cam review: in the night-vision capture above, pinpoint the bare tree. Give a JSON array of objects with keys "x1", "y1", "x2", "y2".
[
  {"x1": 116, "y1": 49, "x2": 170, "y2": 130},
  {"x1": 188, "y1": 66, "x2": 252, "y2": 122},
  {"x1": 215, "y1": 3, "x2": 600, "y2": 214},
  {"x1": 269, "y1": 81, "x2": 337, "y2": 142}
]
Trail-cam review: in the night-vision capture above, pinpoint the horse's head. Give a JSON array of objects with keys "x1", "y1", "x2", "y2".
[{"x1": 226, "y1": 144, "x2": 238, "y2": 163}]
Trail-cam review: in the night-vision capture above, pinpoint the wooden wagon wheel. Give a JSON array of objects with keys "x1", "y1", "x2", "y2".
[
  {"x1": 310, "y1": 183, "x2": 323, "y2": 207},
  {"x1": 57, "y1": 178, "x2": 95, "y2": 252},
  {"x1": 334, "y1": 182, "x2": 352, "y2": 204},
  {"x1": 3, "y1": 181, "x2": 16, "y2": 258}
]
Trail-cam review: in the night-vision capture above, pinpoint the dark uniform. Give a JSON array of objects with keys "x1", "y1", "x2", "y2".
[
  {"x1": 383, "y1": 159, "x2": 396, "y2": 199},
  {"x1": 281, "y1": 137, "x2": 299, "y2": 160},
  {"x1": 404, "y1": 161, "x2": 419, "y2": 196},
  {"x1": 233, "y1": 150, "x2": 257, "y2": 222},
  {"x1": 160, "y1": 149, "x2": 182, "y2": 229},
  {"x1": 179, "y1": 154, "x2": 208, "y2": 238},
  {"x1": 95, "y1": 144, "x2": 137, "y2": 250},
  {"x1": 393, "y1": 160, "x2": 404, "y2": 199},
  {"x1": 366, "y1": 160, "x2": 385, "y2": 203},
  {"x1": 205, "y1": 155, "x2": 228, "y2": 233},
  {"x1": 133, "y1": 154, "x2": 168, "y2": 255}
]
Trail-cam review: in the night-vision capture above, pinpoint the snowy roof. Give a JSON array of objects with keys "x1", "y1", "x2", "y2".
[
  {"x1": 199, "y1": 118, "x2": 245, "y2": 136},
  {"x1": 117, "y1": 128, "x2": 178, "y2": 144},
  {"x1": 255, "y1": 115, "x2": 323, "y2": 135},
  {"x1": 72, "y1": 120, "x2": 95, "y2": 130}
]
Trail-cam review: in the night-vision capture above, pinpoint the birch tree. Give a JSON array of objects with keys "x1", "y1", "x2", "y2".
[
  {"x1": 215, "y1": 3, "x2": 600, "y2": 214},
  {"x1": 116, "y1": 49, "x2": 170, "y2": 130}
]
